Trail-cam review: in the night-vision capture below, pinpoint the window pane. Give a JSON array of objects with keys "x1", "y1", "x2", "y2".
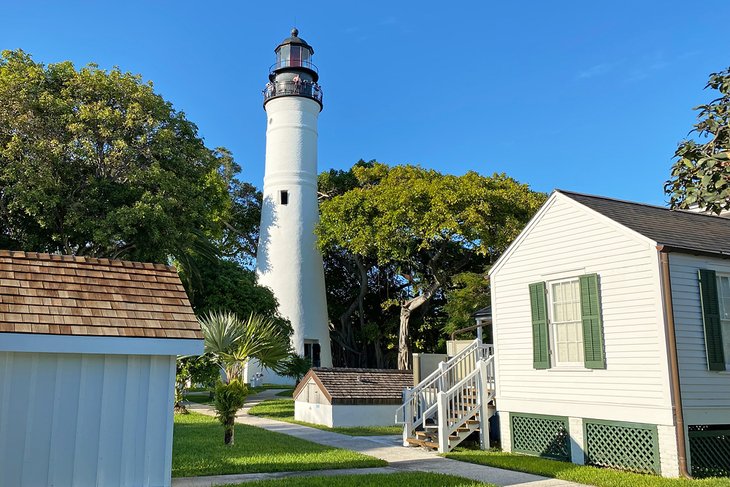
[
  {"x1": 550, "y1": 279, "x2": 584, "y2": 366},
  {"x1": 719, "y1": 276, "x2": 730, "y2": 320},
  {"x1": 278, "y1": 45, "x2": 290, "y2": 66},
  {"x1": 290, "y1": 46, "x2": 301, "y2": 66}
]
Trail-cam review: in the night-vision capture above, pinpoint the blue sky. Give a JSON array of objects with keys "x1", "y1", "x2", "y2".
[{"x1": 2, "y1": 1, "x2": 729, "y2": 205}]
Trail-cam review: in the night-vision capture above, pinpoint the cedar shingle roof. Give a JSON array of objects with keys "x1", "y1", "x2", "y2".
[
  {"x1": 0, "y1": 250, "x2": 201, "y2": 339},
  {"x1": 559, "y1": 190, "x2": 730, "y2": 257},
  {"x1": 294, "y1": 367, "x2": 413, "y2": 405}
]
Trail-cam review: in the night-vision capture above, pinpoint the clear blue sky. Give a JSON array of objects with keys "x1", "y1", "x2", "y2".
[{"x1": 3, "y1": 1, "x2": 729, "y2": 205}]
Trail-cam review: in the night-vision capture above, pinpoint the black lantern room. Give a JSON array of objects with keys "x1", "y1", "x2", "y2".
[{"x1": 263, "y1": 29, "x2": 323, "y2": 109}]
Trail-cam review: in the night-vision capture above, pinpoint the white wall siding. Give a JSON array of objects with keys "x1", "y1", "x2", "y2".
[
  {"x1": 669, "y1": 253, "x2": 730, "y2": 424},
  {"x1": 331, "y1": 404, "x2": 401, "y2": 427},
  {"x1": 295, "y1": 400, "x2": 333, "y2": 427},
  {"x1": 0, "y1": 352, "x2": 176, "y2": 487},
  {"x1": 492, "y1": 194, "x2": 674, "y2": 425}
]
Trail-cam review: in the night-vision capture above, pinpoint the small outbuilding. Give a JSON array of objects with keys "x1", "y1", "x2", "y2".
[
  {"x1": 294, "y1": 368, "x2": 413, "y2": 427},
  {"x1": 0, "y1": 250, "x2": 202, "y2": 487}
]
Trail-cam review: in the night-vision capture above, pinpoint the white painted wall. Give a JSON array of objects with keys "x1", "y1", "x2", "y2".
[
  {"x1": 295, "y1": 400, "x2": 333, "y2": 427},
  {"x1": 490, "y1": 193, "x2": 674, "y2": 425},
  {"x1": 0, "y1": 351, "x2": 176, "y2": 487},
  {"x1": 256, "y1": 95, "x2": 331, "y2": 367},
  {"x1": 669, "y1": 253, "x2": 730, "y2": 424},
  {"x1": 331, "y1": 404, "x2": 400, "y2": 427},
  {"x1": 294, "y1": 400, "x2": 400, "y2": 427}
]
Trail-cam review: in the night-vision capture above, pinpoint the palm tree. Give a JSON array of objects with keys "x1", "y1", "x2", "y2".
[{"x1": 199, "y1": 310, "x2": 291, "y2": 445}]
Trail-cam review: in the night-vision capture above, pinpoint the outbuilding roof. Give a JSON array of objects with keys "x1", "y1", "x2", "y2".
[
  {"x1": 293, "y1": 367, "x2": 413, "y2": 405},
  {"x1": 0, "y1": 250, "x2": 201, "y2": 339},
  {"x1": 558, "y1": 190, "x2": 730, "y2": 258}
]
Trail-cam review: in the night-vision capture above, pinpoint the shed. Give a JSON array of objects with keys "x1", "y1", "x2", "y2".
[
  {"x1": 0, "y1": 250, "x2": 202, "y2": 487},
  {"x1": 489, "y1": 190, "x2": 730, "y2": 478},
  {"x1": 293, "y1": 368, "x2": 412, "y2": 427}
]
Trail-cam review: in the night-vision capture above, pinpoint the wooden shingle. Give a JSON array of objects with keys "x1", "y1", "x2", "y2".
[
  {"x1": 0, "y1": 250, "x2": 201, "y2": 339},
  {"x1": 294, "y1": 368, "x2": 413, "y2": 405}
]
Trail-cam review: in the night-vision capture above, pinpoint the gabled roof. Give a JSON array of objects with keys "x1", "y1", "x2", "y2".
[
  {"x1": 0, "y1": 250, "x2": 201, "y2": 339},
  {"x1": 293, "y1": 367, "x2": 413, "y2": 405},
  {"x1": 557, "y1": 190, "x2": 730, "y2": 258}
]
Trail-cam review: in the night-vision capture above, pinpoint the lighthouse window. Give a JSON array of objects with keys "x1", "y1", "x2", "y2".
[
  {"x1": 279, "y1": 190, "x2": 289, "y2": 205},
  {"x1": 304, "y1": 341, "x2": 321, "y2": 367},
  {"x1": 290, "y1": 46, "x2": 302, "y2": 67}
]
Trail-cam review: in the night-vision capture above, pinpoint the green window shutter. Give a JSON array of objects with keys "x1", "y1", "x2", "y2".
[
  {"x1": 580, "y1": 274, "x2": 606, "y2": 369},
  {"x1": 529, "y1": 282, "x2": 550, "y2": 369},
  {"x1": 698, "y1": 269, "x2": 725, "y2": 371}
]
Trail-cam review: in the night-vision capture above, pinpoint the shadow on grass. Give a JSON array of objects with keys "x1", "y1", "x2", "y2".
[
  {"x1": 173, "y1": 413, "x2": 385, "y2": 478},
  {"x1": 444, "y1": 451, "x2": 730, "y2": 487}
]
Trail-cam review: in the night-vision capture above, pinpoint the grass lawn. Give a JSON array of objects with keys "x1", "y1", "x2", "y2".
[
  {"x1": 173, "y1": 412, "x2": 385, "y2": 477},
  {"x1": 444, "y1": 450, "x2": 730, "y2": 487},
  {"x1": 221, "y1": 472, "x2": 490, "y2": 487},
  {"x1": 275, "y1": 389, "x2": 293, "y2": 397},
  {"x1": 248, "y1": 399, "x2": 402, "y2": 436}
]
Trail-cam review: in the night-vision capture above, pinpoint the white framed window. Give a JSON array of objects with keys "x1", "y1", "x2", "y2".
[
  {"x1": 718, "y1": 273, "x2": 730, "y2": 369},
  {"x1": 548, "y1": 278, "x2": 584, "y2": 367}
]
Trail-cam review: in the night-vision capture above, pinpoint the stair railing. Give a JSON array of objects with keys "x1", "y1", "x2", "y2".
[
  {"x1": 436, "y1": 354, "x2": 496, "y2": 453},
  {"x1": 396, "y1": 339, "x2": 491, "y2": 445}
]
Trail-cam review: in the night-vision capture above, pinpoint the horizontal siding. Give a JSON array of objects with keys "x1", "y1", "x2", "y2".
[
  {"x1": 669, "y1": 253, "x2": 730, "y2": 414},
  {"x1": 493, "y1": 195, "x2": 673, "y2": 424},
  {"x1": 0, "y1": 352, "x2": 175, "y2": 487}
]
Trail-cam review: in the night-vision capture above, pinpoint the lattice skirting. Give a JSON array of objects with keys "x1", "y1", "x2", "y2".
[
  {"x1": 510, "y1": 413, "x2": 570, "y2": 461},
  {"x1": 584, "y1": 419, "x2": 661, "y2": 474},
  {"x1": 688, "y1": 425, "x2": 730, "y2": 478}
]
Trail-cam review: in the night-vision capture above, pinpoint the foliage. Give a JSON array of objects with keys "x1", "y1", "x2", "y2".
[
  {"x1": 172, "y1": 412, "x2": 385, "y2": 477},
  {"x1": 225, "y1": 472, "x2": 488, "y2": 487},
  {"x1": 445, "y1": 450, "x2": 730, "y2": 487},
  {"x1": 213, "y1": 379, "x2": 248, "y2": 445},
  {"x1": 199, "y1": 310, "x2": 292, "y2": 445},
  {"x1": 0, "y1": 49, "x2": 229, "y2": 262},
  {"x1": 174, "y1": 355, "x2": 220, "y2": 412},
  {"x1": 248, "y1": 398, "x2": 403, "y2": 436},
  {"x1": 180, "y1": 257, "x2": 280, "y2": 320},
  {"x1": 277, "y1": 354, "x2": 312, "y2": 385},
  {"x1": 666, "y1": 67, "x2": 730, "y2": 214},
  {"x1": 443, "y1": 271, "x2": 490, "y2": 337},
  {"x1": 200, "y1": 311, "x2": 292, "y2": 382},
  {"x1": 317, "y1": 162, "x2": 544, "y2": 368},
  {"x1": 174, "y1": 359, "x2": 193, "y2": 413},
  {"x1": 216, "y1": 147, "x2": 262, "y2": 266}
]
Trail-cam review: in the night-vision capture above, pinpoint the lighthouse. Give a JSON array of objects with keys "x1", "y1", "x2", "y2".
[{"x1": 256, "y1": 29, "x2": 332, "y2": 374}]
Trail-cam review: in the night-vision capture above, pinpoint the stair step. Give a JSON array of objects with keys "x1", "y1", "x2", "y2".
[
  {"x1": 415, "y1": 431, "x2": 436, "y2": 439},
  {"x1": 406, "y1": 437, "x2": 438, "y2": 449}
]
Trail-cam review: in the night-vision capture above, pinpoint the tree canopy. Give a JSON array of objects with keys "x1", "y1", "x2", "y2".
[
  {"x1": 318, "y1": 162, "x2": 544, "y2": 369},
  {"x1": 666, "y1": 67, "x2": 730, "y2": 214},
  {"x1": 0, "y1": 49, "x2": 229, "y2": 262}
]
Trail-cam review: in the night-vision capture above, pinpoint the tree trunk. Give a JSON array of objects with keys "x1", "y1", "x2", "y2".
[
  {"x1": 338, "y1": 255, "x2": 369, "y2": 366},
  {"x1": 224, "y1": 417, "x2": 235, "y2": 445},
  {"x1": 397, "y1": 306, "x2": 412, "y2": 370},
  {"x1": 396, "y1": 279, "x2": 442, "y2": 370}
]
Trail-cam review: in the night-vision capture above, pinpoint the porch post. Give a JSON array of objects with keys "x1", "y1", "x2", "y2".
[
  {"x1": 479, "y1": 359, "x2": 491, "y2": 450},
  {"x1": 437, "y1": 391, "x2": 449, "y2": 453}
]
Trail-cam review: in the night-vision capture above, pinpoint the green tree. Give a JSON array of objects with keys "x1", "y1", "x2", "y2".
[
  {"x1": 214, "y1": 379, "x2": 248, "y2": 446},
  {"x1": 199, "y1": 311, "x2": 291, "y2": 383},
  {"x1": 318, "y1": 163, "x2": 544, "y2": 369},
  {"x1": 180, "y1": 258, "x2": 281, "y2": 319},
  {"x1": 0, "y1": 49, "x2": 229, "y2": 262},
  {"x1": 199, "y1": 311, "x2": 292, "y2": 445},
  {"x1": 443, "y1": 271, "x2": 490, "y2": 337},
  {"x1": 666, "y1": 67, "x2": 730, "y2": 214}
]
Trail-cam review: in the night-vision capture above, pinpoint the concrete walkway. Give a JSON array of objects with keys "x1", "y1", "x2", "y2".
[{"x1": 174, "y1": 389, "x2": 586, "y2": 487}]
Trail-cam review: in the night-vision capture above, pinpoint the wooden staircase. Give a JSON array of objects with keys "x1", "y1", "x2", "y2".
[{"x1": 395, "y1": 339, "x2": 495, "y2": 453}]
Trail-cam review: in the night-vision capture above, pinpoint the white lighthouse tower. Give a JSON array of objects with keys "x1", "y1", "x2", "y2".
[{"x1": 256, "y1": 29, "x2": 332, "y2": 375}]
